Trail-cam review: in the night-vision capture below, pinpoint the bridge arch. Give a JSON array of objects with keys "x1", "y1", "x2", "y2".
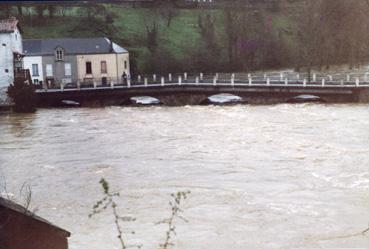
[
  {"x1": 127, "y1": 96, "x2": 162, "y2": 105},
  {"x1": 201, "y1": 93, "x2": 247, "y2": 105},
  {"x1": 286, "y1": 94, "x2": 326, "y2": 103}
]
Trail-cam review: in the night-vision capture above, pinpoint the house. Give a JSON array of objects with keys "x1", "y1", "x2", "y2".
[
  {"x1": 23, "y1": 37, "x2": 130, "y2": 88},
  {"x1": 0, "y1": 17, "x2": 24, "y2": 88},
  {"x1": 0, "y1": 197, "x2": 70, "y2": 249}
]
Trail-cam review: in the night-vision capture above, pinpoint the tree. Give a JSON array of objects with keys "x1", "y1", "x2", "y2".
[
  {"x1": 293, "y1": 0, "x2": 325, "y2": 80},
  {"x1": 47, "y1": 5, "x2": 57, "y2": 19},
  {"x1": 35, "y1": 5, "x2": 46, "y2": 19},
  {"x1": 293, "y1": 0, "x2": 369, "y2": 76},
  {"x1": 0, "y1": 4, "x2": 12, "y2": 18},
  {"x1": 154, "y1": 0, "x2": 179, "y2": 27},
  {"x1": 16, "y1": 3, "x2": 23, "y2": 17},
  {"x1": 7, "y1": 76, "x2": 37, "y2": 113},
  {"x1": 195, "y1": 12, "x2": 221, "y2": 72}
]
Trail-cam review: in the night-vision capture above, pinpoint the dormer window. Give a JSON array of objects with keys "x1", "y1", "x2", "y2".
[{"x1": 55, "y1": 47, "x2": 64, "y2": 61}]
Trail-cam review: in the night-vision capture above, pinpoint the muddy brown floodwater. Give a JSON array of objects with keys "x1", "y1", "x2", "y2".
[{"x1": 1, "y1": 104, "x2": 369, "y2": 249}]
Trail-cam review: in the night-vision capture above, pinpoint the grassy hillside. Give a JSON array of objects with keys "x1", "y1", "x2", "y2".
[
  {"x1": 21, "y1": 7, "x2": 207, "y2": 71},
  {"x1": 18, "y1": 4, "x2": 294, "y2": 73}
]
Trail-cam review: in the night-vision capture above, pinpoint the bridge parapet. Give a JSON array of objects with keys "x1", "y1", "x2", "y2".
[{"x1": 36, "y1": 72, "x2": 369, "y2": 92}]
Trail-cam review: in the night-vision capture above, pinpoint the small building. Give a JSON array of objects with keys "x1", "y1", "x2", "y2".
[
  {"x1": 0, "y1": 17, "x2": 24, "y2": 88},
  {"x1": 0, "y1": 197, "x2": 70, "y2": 249},
  {"x1": 23, "y1": 37, "x2": 130, "y2": 88}
]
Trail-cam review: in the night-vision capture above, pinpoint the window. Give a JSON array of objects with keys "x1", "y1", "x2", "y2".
[
  {"x1": 101, "y1": 61, "x2": 107, "y2": 74},
  {"x1": 124, "y1": 60, "x2": 127, "y2": 69},
  {"x1": 55, "y1": 47, "x2": 64, "y2": 61},
  {"x1": 46, "y1": 64, "x2": 53, "y2": 77},
  {"x1": 65, "y1": 63, "x2": 71, "y2": 76},
  {"x1": 32, "y1": 64, "x2": 39, "y2": 76},
  {"x1": 5, "y1": 69, "x2": 8, "y2": 73},
  {"x1": 86, "y1": 62, "x2": 92, "y2": 74}
]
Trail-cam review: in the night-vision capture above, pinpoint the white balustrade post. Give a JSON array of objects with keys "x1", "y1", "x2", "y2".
[
  {"x1": 356, "y1": 77, "x2": 360, "y2": 87},
  {"x1": 231, "y1": 77, "x2": 234, "y2": 86},
  {"x1": 285, "y1": 78, "x2": 288, "y2": 85},
  {"x1": 184, "y1": 72, "x2": 187, "y2": 81},
  {"x1": 328, "y1": 75, "x2": 333, "y2": 81},
  {"x1": 213, "y1": 76, "x2": 217, "y2": 86},
  {"x1": 93, "y1": 80, "x2": 97, "y2": 89},
  {"x1": 60, "y1": 83, "x2": 64, "y2": 92},
  {"x1": 297, "y1": 73, "x2": 300, "y2": 80},
  {"x1": 313, "y1": 73, "x2": 316, "y2": 82},
  {"x1": 346, "y1": 74, "x2": 350, "y2": 82},
  {"x1": 248, "y1": 73, "x2": 251, "y2": 79},
  {"x1": 168, "y1": 73, "x2": 172, "y2": 82},
  {"x1": 264, "y1": 73, "x2": 267, "y2": 80},
  {"x1": 280, "y1": 72, "x2": 284, "y2": 82},
  {"x1": 195, "y1": 76, "x2": 199, "y2": 85},
  {"x1": 138, "y1": 75, "x2": 141, "y2": 83},
  {"x1": 200, "y1": 73, "x2": 203, "y2": 81},
  {"x1": 161, "y1": 77, "x2": 165, "y2": 86},
  {"x1": 267, "y1": 78, "x2": 270, "y2": 86},
  {"x1": 153, "y1": 74, "x2": 156, "y2": 82},
  {"x1": 215, "y1": 73, "x2": 219, "y2": 80},
  {"x1": 144, "y1": 77, "x2": 148, "y2": 87},
  {"x1": 127, "y1": 79, "x2": 131, "y2": 88},
  {"x1": 322, "y1": 78, "x2": 325, "y2": 87},
  {"x1": 248, "y1": 76, "x2": 252, "y2": 86},
  {"x1": 110, "y1": 81, "x2": 114, "y2": 89},
  {"x1": 303, "y1": 79, "x2": 307, "y2": 87},
  {"x1": 178, "y1": 76, "x2": 182, "y2": 85}
]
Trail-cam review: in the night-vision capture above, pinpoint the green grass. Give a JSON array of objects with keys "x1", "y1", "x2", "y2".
[{"x1": 19, "y1": 5, "x2": 295, "y2": 72}]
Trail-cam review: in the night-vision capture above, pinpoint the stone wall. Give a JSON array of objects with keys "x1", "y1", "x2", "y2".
[{"x1": 0, "y1": 87, "x2": 13, "y2": 107}]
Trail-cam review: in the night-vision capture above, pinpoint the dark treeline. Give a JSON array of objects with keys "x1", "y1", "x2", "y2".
[{"x1": 1, "y1": 0, "x2": 369, "y2": 76}]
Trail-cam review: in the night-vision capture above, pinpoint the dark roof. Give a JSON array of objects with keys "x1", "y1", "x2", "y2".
[
  {"x1": 23, "y1": 37, "x2": 128, "y2": 56},
  {"x1": 0, "y1": 17, "x2": 19, "y2": 33},
  {"x1": 0, "y1": 196, "x2": 71, "y2": 237}
]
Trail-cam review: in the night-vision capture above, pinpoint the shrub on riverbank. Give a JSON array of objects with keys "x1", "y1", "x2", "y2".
[{"x1": 7, "y1": 79, "x2": 37, "y2": 113}]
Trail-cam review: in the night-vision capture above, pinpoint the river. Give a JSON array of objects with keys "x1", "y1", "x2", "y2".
[{"x1": 1, "y1": 104, "x2": 369, "y2": 249}]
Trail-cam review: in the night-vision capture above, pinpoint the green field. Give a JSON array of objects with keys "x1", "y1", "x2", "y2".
[
  {"x1": 18, "y1": 4, "x2": 294, "y2": 73},
  {"x1": 20, "y1": 6, "x2": 215, "y2": 71}
]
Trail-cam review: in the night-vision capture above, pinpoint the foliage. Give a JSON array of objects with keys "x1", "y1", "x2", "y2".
[
  {"x1": 7, "y1": 78, "x2": 36, "y2": 113},
  {"x1": 89, "y1": 178, "x2": 138, "y2": 249},
  {"x1": 157, "y1": 191, "x2": 190, "y2": 249},
  {"x1": 89, "y1": 178, "x2": 190, "y2": 249},
  {"x1": 9, "y1": 1, "x2": 369, "y2": 73}
]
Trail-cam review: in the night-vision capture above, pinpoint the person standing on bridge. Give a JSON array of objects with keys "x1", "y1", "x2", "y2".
[{"x1": 122, "y1": 72, "x2": 127, "y2": 85}]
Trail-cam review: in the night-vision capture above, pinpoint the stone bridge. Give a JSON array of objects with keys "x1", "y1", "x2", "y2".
[{"x1": 35, "y1": 82, "x2": 369, "y2": 107}]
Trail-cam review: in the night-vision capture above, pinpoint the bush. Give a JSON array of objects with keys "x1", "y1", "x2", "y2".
[{"x1": 7, "y1": 79, "x2": 37, "y2": 113}]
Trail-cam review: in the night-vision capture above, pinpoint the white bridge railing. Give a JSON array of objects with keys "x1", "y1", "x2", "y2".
[{"x1": 36, "y1": 72, "x2": 369, "y2": 92}]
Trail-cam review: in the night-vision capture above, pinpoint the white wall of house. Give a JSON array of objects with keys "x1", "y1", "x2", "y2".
[
  {"x1": 23, "y1": 56, "x2": 43, "y2": 84},
  {"x1": 0, "y1": 27, "x2": 23, "y2": 88}
]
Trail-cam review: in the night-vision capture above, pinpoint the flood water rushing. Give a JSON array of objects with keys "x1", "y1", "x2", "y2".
[{"x1": 1, "y1": 104, "x2": 369, "y2": 249}]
